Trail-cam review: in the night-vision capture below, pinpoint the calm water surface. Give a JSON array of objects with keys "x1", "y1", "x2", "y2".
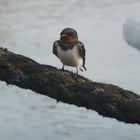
[{"x1": 0, "y1": 0, "x2": 140, "y2": 140}]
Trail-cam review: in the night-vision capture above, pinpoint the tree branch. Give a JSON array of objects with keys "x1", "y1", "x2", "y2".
[{"x1": 0, "y1": 47, "x2": 140, "y2": 124}]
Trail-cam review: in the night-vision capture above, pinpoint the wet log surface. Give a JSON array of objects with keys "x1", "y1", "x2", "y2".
[{"x1": 0, "y1": 47, "x2": 140, "y2": 125}]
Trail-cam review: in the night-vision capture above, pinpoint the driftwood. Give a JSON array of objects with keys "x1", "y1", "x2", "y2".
[{"x1": 0, "y1": 47, "x2": 140, "y2": 125}]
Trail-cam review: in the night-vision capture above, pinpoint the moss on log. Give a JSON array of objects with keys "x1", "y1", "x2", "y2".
[{"x1": 0, "y1": 47, "x2": 140, "y2": 124}]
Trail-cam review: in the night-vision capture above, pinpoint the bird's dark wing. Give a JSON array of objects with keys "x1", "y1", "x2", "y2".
[
  {"x1": 77, "y1": 41, "x2": 87, "y2": 70},
  {"x1": 53, "y1": 41, "x2": 58, "y2": 57}
]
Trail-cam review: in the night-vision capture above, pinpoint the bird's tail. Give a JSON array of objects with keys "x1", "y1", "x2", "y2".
[
  {"x1": 80, "y1": 65, "x2": 87, "y2": 71},
  {"x1": 83, "y1": 65, "x2": 87, "y2": 71}
]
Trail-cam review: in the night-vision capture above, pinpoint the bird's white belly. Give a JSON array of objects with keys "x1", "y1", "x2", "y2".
[{"x1": 57, "y1": 46, "x2": 83, "y2": 68}]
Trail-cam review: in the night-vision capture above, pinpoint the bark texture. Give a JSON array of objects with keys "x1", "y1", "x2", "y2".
[{"x1": 0, "y1": 47, "x2": 140, "y2": 124}]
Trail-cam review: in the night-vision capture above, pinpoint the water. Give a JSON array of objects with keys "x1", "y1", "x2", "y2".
[{"x1": 0, "y1": 0, "x2": 140, "y2": 140}]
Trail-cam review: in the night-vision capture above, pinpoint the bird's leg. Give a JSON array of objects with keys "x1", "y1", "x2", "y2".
[
  {"x1": 61, "y1": 65, "x2": 65, "y2": 71},
  {"x1": 74, "y1": 68, "x2": 78, "y2": 80}
]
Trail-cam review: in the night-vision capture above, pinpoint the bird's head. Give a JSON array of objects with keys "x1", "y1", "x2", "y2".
[{"x1": 60, "y1": 28, "x2": 78, "y2": 43}]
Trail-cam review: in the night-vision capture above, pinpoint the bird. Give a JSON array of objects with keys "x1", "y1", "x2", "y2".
[{"x1": 52, "y1": 28, "x2": 86, "y2": 79}]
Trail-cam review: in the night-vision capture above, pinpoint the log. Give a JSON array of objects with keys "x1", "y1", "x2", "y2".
[{"x1": 0, "y1": 47, "x2": 140, "y2": 124}]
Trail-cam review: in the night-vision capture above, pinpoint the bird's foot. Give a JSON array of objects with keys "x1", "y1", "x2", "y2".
[
  {"x1": 59, "y1": 68, "x2": 64, "y2": 71},
  {"x1": 59, "y1": 66, "x2": 65, "y2": 71},
  {"x1": 74, "y1": 74, "x2": 78, "y2": 81},
  {"x1": 71, "y1": 72, "x2": 78, "y2": 81}
]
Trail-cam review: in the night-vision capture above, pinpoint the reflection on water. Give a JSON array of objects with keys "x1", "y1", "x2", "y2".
[{"x1": 0, "y1": 0, "x2": 140, "y2": 140}]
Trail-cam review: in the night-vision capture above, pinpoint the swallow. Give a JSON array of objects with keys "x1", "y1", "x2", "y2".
[{"x1": 53, "y1": 28, "x2": 86, "y2": 79}]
